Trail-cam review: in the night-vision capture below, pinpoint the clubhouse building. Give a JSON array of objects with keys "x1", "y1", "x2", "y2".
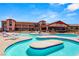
[{"x1": 1, "y1": 18, "x2": 79, "y2": 32}]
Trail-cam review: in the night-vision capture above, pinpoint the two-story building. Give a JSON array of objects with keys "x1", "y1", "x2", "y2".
[{"x1": 1, "y1": 18, "x2": 79, "y2": 32}]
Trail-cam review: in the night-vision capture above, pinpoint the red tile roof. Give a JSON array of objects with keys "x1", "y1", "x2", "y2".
[
  {"x1": 48, "y1": 21, "x2": 69, "y2": 27},
  {"x1": 49, "y1": 21, "x2": 68, "y2": 25}
]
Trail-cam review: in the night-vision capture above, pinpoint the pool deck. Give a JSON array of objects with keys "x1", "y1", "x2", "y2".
[
  {"x1": 0, "y1": 33, "x2": 32, "y2": 56},
  {"x1": 37, "y1": 36, "x2": 79, "y2": 42}
]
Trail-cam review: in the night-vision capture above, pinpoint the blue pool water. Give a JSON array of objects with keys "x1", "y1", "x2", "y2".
[
  {"x1": 53, "y1": 33, "x2": 78, "y2": 37},
  {"x1": 5, "y1": 34, "x2": 79, "y2": 56}
]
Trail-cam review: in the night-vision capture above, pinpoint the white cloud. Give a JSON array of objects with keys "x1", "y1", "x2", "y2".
[
  {"x1": 66, "y1": 13, "x2": 77, "y2": 16},
  {"x1": 66, "y1": 3, "x2": 79, "y2": 11},
  {"x1": 38, "y1": 11, "x2": 57, "y2": 19},
  {"x1": 37, "y1": 11, "x2": 61, "y2": 22},
  {"x1": 58, "y1": 3, "x2": 67, "y2": 5},
  {"x1": 49, "y1": 3, "x2": 66, "y2": 6}
]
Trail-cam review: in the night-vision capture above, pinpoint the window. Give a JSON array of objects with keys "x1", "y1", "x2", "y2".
[
  {"x1": 9, "y1": 20, "x2": 12, "y2": 26},
  {"x1": 9, "y1": 23, "x2": 12, "y2": 26},
  {"x1": 2, "y1": 22, "x2": 6, "y2": 26},
  {"x1": 76, "y1": 27, "x2": 78, "y2": 29},
  {"x1": 70, "y1": 27, "x2": 73, "y2": 29}
]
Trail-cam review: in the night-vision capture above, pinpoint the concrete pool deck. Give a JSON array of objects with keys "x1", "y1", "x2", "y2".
[
  {"x1": 37, "y1": 36, "x2": 79, "y2": 42},
  {"x1": 0, "y1": 33, "x2": 32, "y2": 56}
]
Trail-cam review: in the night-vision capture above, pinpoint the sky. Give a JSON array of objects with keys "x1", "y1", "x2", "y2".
[{"x1": 0, "y1": 3, "x2": 79, "y2": 27}]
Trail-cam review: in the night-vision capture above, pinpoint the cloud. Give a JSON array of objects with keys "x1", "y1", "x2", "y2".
[
  {"x1": 49, "y1": 3, "x2": 66, "y2": 6},
  {"x1": 58, "y1": 3, "x2": 67, "y2": 5},
  {"x1": 37, "y1": 11, "x2": 61, "y2": 22},
  {"x1": 66, "y1": 13, "x2": 77, "y2": 16},
  {"x1": 38, "y1": 11, "x2": 57, "y2": 19},
  {"x1": 66, "y1": 3, "x2": 79, "y2": 11},
  {"x1": 48, "y1": 3, "x2": 57, "y2": 6}
]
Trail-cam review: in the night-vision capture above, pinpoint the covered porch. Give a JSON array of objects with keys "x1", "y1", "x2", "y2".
[
  {"x1": 48, "y1": 27, "x2": 68, "y2": 32},
  {"x1": 48, "y1": 21, "x2": 69, "y2": 33}
]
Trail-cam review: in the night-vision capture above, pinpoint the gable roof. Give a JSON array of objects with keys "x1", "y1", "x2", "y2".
[{"x1": 48, "y1": 21, "x2": 69, "y2": 27}]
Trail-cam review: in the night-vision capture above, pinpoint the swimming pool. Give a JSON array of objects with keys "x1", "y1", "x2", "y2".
[
  {"x1": 53, "y1": 33, "x2": 78, "y2": 37},
  {"x1": 5, "y1": 33, "x2": 79, "y2": 56}
]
